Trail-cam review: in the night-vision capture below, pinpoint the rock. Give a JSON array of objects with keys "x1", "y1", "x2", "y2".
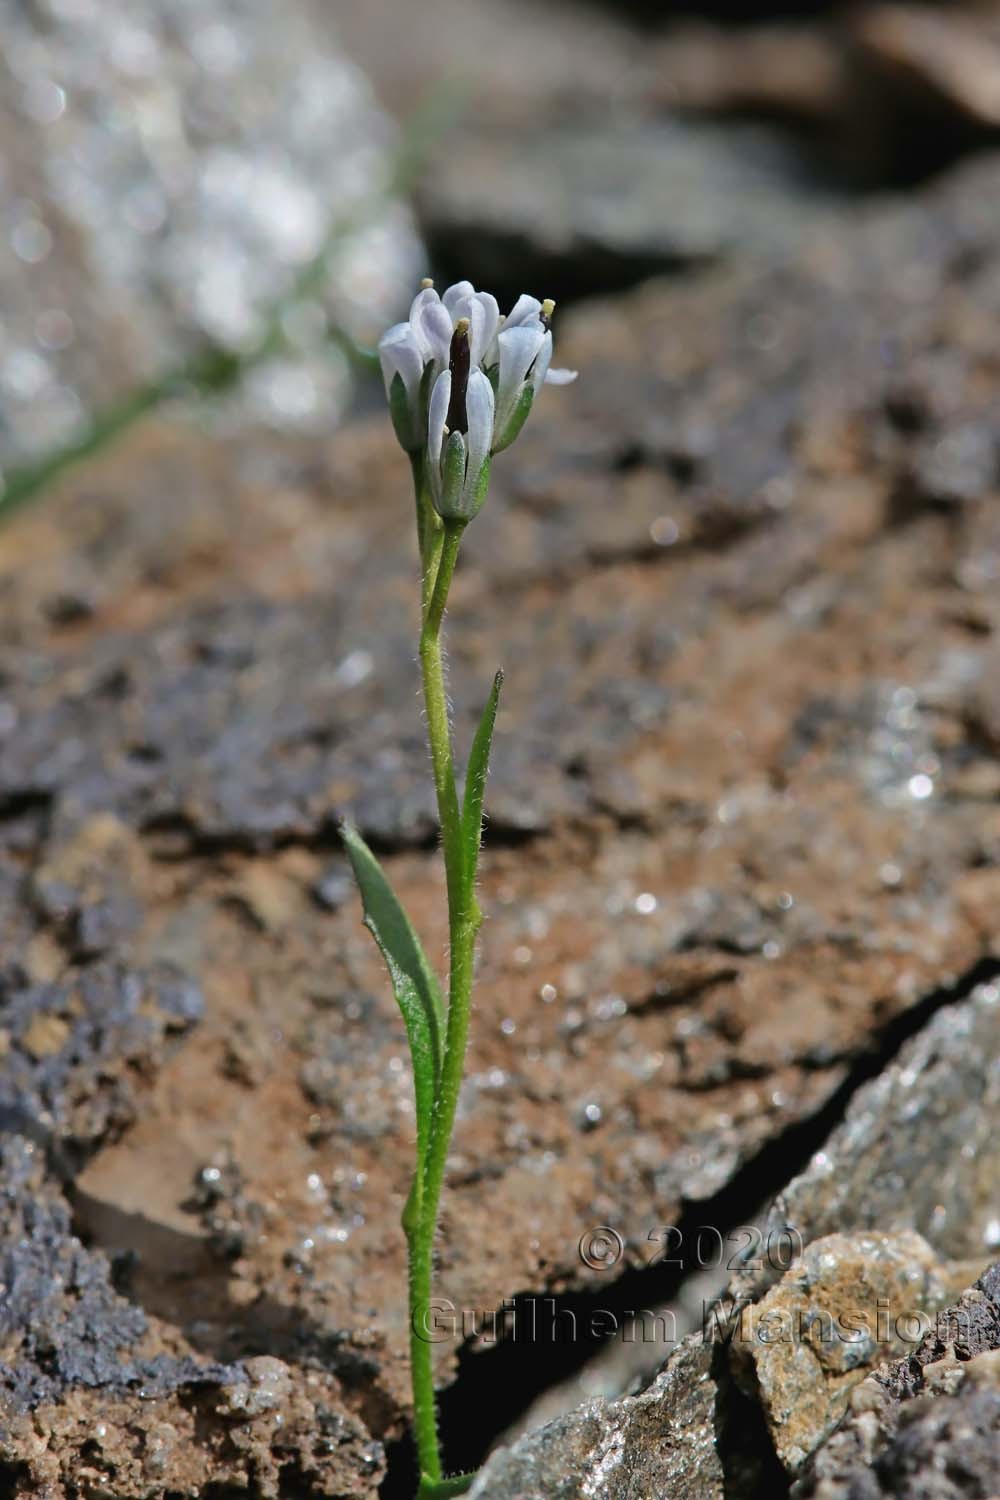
[
  {"x1": 796, "y1": 1261, "x2": 1000, "y2": 1498},
  {"x1": 469, "y1": 1335, "x2": 735, "y2": 1500},
  {"x1": 729, "y1": 1231, "x2": 965, "y2": 1472},
  {"x1": 0, "y1": 1137, "x2": 383, "y2": 1498},
  {"x1": 0, "y1": 0, "x2": 419, "y2": 469},
  {"x1": 418, "y1": 118, "x2": 846, "y2": 306},
  {"x1": 732, "y1": 979, "x2": 1000, "y2": 1307},
  {"x1": 853, "y1": 5, "x2": 1000, "y2": 134},
  {"x1": 0, "y1": 959, "x2": 202, "y2": 1162}
]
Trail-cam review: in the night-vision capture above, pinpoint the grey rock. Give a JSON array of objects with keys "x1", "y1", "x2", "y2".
[
  {"x1": 469, "y1": 1335, "x2": 728, "y2": 1500},
  {"x1": 0, "y1": 1135, "x2": 384, "y2": 1495},
  {"x1": 0, "y1": 959, "x2": 202, "y2": 1162},
  {"x1": 731, "y1": 979, "x2": 1000, "y2": 1306},
  {"x1": 0, "y1": 1135, "x2": 237, "y2": 1414},
  {"x1": 421, "y1": 118, "x2": 846, "y2": 304},
  {"x1": 0, "y1": 0, "x2": 420, "y2": 468}
]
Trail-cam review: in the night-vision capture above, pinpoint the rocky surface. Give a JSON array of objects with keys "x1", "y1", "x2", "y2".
[
  {"x1": 471, "y1": 956, "x2": 1000, "y2": 1497},
  {"x1": 796, "y1": 1261, "x2": 1000, "y2": 1498},
  {"x1": 733, "y1": 977, "x2": 1000, "y2": 1309},
  {"x1": 0, "y1": 1137, "x2": 383, "y2": 1498},
  {"x1": 0, "y1": 0, "x2": 418, "y2": 470},
  {"x1": 467, "y1": 1335, "x2": 741, "y2": 1500},
  {"x1": 730, "y1": 1231, "x2": 971, "y2": 1471},
  {"x1": 1, "y1": 76, "x2": 1000, "y2": 1500},
  {"x1": 337, "y1": 0, "x2": 1000, "y2": 307}
]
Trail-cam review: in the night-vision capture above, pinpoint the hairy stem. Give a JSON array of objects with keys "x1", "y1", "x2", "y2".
[{"x1": 406, "y1": 501, "x2": 476, "y2": 1485}]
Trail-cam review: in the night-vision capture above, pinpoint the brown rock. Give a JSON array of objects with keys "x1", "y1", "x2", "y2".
[
  {"x1": 796, "y1": 1261, "x2": 1000, "y2": 1498},
  {"x1": 20, "y1": 1012, "x2": 70, "y2": 1060},
  {"x1": 730, "y1": 1231, "x2": 964, "y2": 1471},
  {"x1": 854, "y1": 5, "x2": 1000, "y2": 130}
]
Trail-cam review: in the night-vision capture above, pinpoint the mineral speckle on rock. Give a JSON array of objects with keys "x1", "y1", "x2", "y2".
[{"x1": 0, "y1": 1136, "x2": 384, "y2": 1497}]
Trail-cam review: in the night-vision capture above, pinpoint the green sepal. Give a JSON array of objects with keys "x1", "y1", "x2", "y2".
[
  {"x1": 467, "y1": 456, "x2": 491, "y2": 519},
  {"x1": 492, "y1": 383, "x2": 534, "y2": 454},
  {"x1": 340, "y1": 824, "x2": 444, "y2": 1175},
  {"x1": 461, "y1": 670, "x2": 503, "y2": 899},
  {"x1": 389, "y1": 371, "x2": 419, "y2": 453},
  {"x1": 436, "y1": 430, "x2": 468, "y2": 519},
  {"x1": 419, "y1": 359, "x2": 438, "y2": 413}
]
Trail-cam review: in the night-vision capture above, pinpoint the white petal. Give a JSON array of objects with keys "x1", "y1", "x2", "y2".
[
  {"x1": 465, "y1": 298, "x2": 487, "y2": 369},
  {"x1": 495, "y1": 325, "x2": 545, "y2": 435},
  {"x1": 442, "y1": 281, "x2": 475, "y2": 315},
  {"x1": 427, "y1": 369, "x2": 451, "y2": 498},
  {"x1": 545, "y1": 366, "x2": 578, "y2": 385},
  {"x1": 530, "y1": 330, "x2": 553, "y2": 394},
  {"x1": 410, "y1": 287, "x2": 453, "y2": 364},
  {"x1": 504, "y1": 294, "x2": 543, "y2": 329},
  {"x1": 469, "y1": 292, "x2": 499, "y2": 366},
  {"x1": 463, "y1": 370, "x2": 495, "y2": 497},
  {"x1": 378, "y1": 322, "x2": 424, "y2": 398}
]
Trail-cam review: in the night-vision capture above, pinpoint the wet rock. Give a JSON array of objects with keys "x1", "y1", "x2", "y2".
[
  {"x1": 730, "y1": 1231, "x2": 965, "y2": 1472},
  {"x1": 796, "y1": 1261, "x2": 1000, "y2": 1498},
  {"x1": 0, "y1": 0, "x2": 419, "y2": 468}
]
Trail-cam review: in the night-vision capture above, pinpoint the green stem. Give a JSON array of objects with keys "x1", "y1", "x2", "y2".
[
  {"x1": 419, "y1": 524, "x2": 465, "y2": 908},
  {"x1": 407, "y1": 518, "x2": 479, "y2": 1488},
  {"x1": 410, "y1": 452, "x2": 427, "y2": 562}
]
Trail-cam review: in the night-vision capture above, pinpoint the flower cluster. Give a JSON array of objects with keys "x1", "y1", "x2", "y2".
[{"x1": 378, "y1": 280, "x2": 577, "y2": 522}]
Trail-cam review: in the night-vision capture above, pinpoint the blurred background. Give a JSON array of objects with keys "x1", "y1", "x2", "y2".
[{"x1": 3, "y1": 0, "x2": 1000, "y2": 509}]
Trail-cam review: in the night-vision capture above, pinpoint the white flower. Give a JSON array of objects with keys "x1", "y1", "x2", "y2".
[{"x1": 378, "y1": 279, "x2": 578, "y2": 506}]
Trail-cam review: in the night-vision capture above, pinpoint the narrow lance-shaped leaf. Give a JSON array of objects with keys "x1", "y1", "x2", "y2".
[
  {"x1": 340, "y1": 824, "x2": 445, "y2": 1175},
  {"x1": 461, "y1": 670, "x2": 503, "y2": 897}
]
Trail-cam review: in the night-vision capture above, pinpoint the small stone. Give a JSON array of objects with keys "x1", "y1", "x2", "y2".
[
  {"x1": 217, "y1": 1357, "x2": 292, "y2": 1418},
  {"x1": 20, "y1": 1013, "x2": 70, "y2": 1059}
]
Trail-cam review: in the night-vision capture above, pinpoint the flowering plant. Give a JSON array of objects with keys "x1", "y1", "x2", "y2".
[{"x1": 342, "y1": 280, "x2": 575, "y2": 1497}]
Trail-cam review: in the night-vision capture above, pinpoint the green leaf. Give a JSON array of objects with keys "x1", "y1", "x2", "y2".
[
  {"x1": 417, "y1": 1473, "x2": 478, "y2": 1499},
  {"x1": 340, "y1": 824, "x2": 445, "y2": 1171},
  {"x1": 461, "y1": 670, "x2": 503, "y2": 897}
]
